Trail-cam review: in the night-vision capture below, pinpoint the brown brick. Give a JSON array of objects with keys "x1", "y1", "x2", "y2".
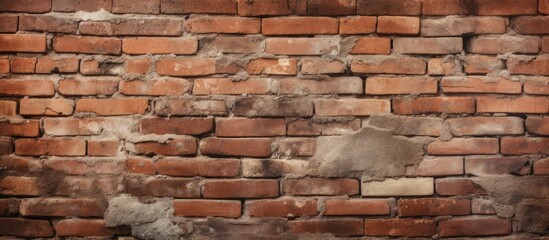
[
  {"x1": 200, "y1": 138, "x2": 272, "y2": 157},
  {"x1": 206, "y1": 36, "x2": 262, "y2": 54},
  {"x1": 126, "y1": 157, "x2": 156, "y2": 175},
  {"x1": 234, "y1": 97, "x2": 313, "y2": 117},
  {"x1": 477, "y1": 96, "x2": 549, "y2": 114},
  {"x1": 237, "y1": 0, "x2": 304, "y2": 16},
  {"x1": 340, "y1": 16, "x2": 376, "y2": 34},
  {"x1": 289, "y1": 219, "x2": 364, "y2": 236},
  {"x1": 174, "y1": 200, "x2": 241, "y2": 218},
  {"x1": 248, "y1": 199, "x2": 318, "y2": 217},
  {"x1": 277, "y1": 138, "x2": 316, "y2": 157},
  {"x1": 0, "y1": 15, "x2": 18, "y2": 33},
  {"x1": 314, "y1": 99, "x2": 390, "y2": 116},
  {"x1": 399, "y1": 198, "x2": 471, "y2": 216},
  {"x1": 0, "y1": 101, "x2": 17, "y2": 116},
  {"x1": 76, "y1": 98, "x2": 149, "y2": 116},
  {"x1": 186, "y1": 16, "x2": 260, "y2": 34},
  {"x1": 524, "y1": 78, "x2": 549, "y2": 95},
  {"x1": 0, "y1": 218, "x2": 54, "y2": 238},
  {"x1": 526, "y1": 117, "x2": 549, "y2": 135},
  {"x1": 283, "y1": 178, "x2": 359, "y2": 196},
  {"x1": 473, "y1": 0, "x2": 538, "y2": 15},
  {"x1": 377, "y1": 16, "x2": 419, "y2": 35},
  {"x1": 467, "y1": 36, "x2": 540, "y2": 54},
  {"x1": 288, "y1": 118, "x2": 361, "y2": 136},
  {"x1": 122, "y1": 37, "x2": 197, "y2": 55},
  {"x1": 53, "y1": 36, "x2": 121, "y2": 55},
  {"x1": 0, "y1": 0, "x2": 51, "y2": 13},
  {"x1": 501, "y1": 137, "x2": 549, "y2": 155},
  {"x1": 161, "y1": 0, "x2": 236, "y2": 14},
  {"x1": 88, "y1": 140, "x2": 119, "y2": 156},
  {"x1": 446, "y1": 117, "x2": 524, "y2": 136},
  {"x1": 422, "y1": 0, "x2": 473, "y2": 15},
  {"x1": 357, "y1": 0, "x2": 421, "y2": 15},
  {"x1": 324, "y1": 199, "x2": 390, "y2": 216},
  {"x1": 0, "y1": 34, "x2": 46, "y2": 53},
  {"x1": 15, "y1": 138, "x2": 86, "y2": 156},
  {"x1": 364, "y1": 219, "x2": 435, "y2": 237},
  {"x1": 366, "y1": 77, "x2": 437, "y2": 95},
  {"x1": 427, "y1": 138, "x2": 498, "y2": 155},
  {"x1": 393, "y1": 97, "x2": 475, "y2": 115},
  {"x1": 58, "y1": 79, "x2": 118, "y2": 96},
  {"x1": 19, "y1": 15, "x2": 78, "y2": 33},
  {"x1": 125, "y1": 177, "x2": 200, "y2": 198},
  {"x1": 0, "y1": 176, "x2": 39, "y2": 196},
  {"x1": 421, "y1": 17, "x2": 506, "y2": 36},
  {"x1": 439, "y1": 217, "x2": 512, "y2": 237},
  {"x1": 113, "y1": 0, "x2": 160, "y2": 14},
  {"x1": 280, "y1": 77, "x2": 362, "y2": 94},
  {"x1": 53, "y1": 0, "x2": 112, "y2": 12},
  {"x1": 155, "y1": 157, "x2": 239, "y2": 177},
  {"x1": 262, "y1": 17, "x2": 338, "y2": 35},
  {"x1": 124, "y1": 58, "x2": 150, "y2": 74},
  {"x1": 0, "y1": 58, "x2": 8, "y2": 73},
  {"x1": 465, "y1": 157, "x2": 531, "y2": 176},
  {"x1": 20, "y1": 198, "x2": 103, "y2": 217},
  {"x1": 216, "y1": 118, "x2": 285, "y2": 137},
  {"x1": 204, "y1": 179, "x2": 279, "y2": 198},
  {"x1": 534, "y1": 158, "x2": 549, "y2": 175},
  {"x1": 140, "y1": 118, "x2": 213, "y2": 135},
  {"x1": 265, "y1": 37, "x2": 339, "y2": 56},
  {"x1": 394, "y1": 37, "x2": 463, "y2": 54},
  {"x1": 0, "y1": 121, "x2": 40, "y2": 137},
  {"x1": 351, "y1": 56, "x2": 426, "y2": 74},
  {"x1": 35, "y1": 57, "x2": 79, "y2": 74},
  {"x1": 308, "y1": 0, "x2": 356, "y2": 15},
  {"x1": 130, "y1": 138, "x2": 197, "y2": 156},
  {"x1": 20, "y1": 99, "x2": 74, "y2": 116},
  {"x1": 436, "y1": 178, "x2": 486, "y2": 196},
  {"x1": 242, "y1": 158, "x2": 309, "y2": 177},
  {"x1": 155, "y1": 99, "x2": 228, "y2": 116},
  {"x1": 56, "y1": 219, "x2": 119, "y2": 237},
  {"x1": 78, "y1": 21, "x2": 114, "y2": 36}
]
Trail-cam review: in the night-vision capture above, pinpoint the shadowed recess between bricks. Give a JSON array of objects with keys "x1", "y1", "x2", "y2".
[{"x1": 0, "y1": 0, "x2": 549, "y2": 239}]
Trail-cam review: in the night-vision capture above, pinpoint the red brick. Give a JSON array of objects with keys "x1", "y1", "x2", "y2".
[
  {"x1": 0, "y1": 101, "x2": 17, "y2": 116},
  {"x1": 301, "y1": 58, "x2": 345, "y2": 74},
  {"x1": 265, "y1": 37, "x2": 339, "y2": 56},
  {"x1": 394, "y1": 37, "x2": 463, "y2": 54},
  {"x1": 88, "y1": 140, "x2": 119, "y2": 156},
  {"x1": 436, "y1": 178, "x2": 486, "y2": 196},
  {"x1": 35, "y1": 57, "x2": 79, "y2": 74},
  {"x1": 124, "y1": 58, "x2": 150, "y2": 74},
  {"x1": 186, "y1": 16, "x2": 260, "y2": 34},
  {"x1": 54, "y1": 36, "x2": 121, "y2": 55},
  {"x1": 174, "y1": 200, "x2": 241, "y2": 218},
  {"x1": 465, "y1": 157, "x2": 531, "y2": 176},
  {"x1": 446, "y1": 117, "x2": 524, "y2": 136},
  {"x1": 283, "y1": 178, "x2": 359, "y2": 196},
  {"x1": 122, "y1": 37, "x2": 197, "y2": 55},
  {"x1": 15, "y1": 138, "x2": 86, "y2": 156},
  {"x1": 19, "y1": 15, "x2": 78, "y2": 33},
  {"x1": 351, "y1": 37, "x2": 391, "y2": 55},
  {"x1": 364, "y1": 219, "x2": 435, "y2": 237},
  {"x1": 193, "y1": 78, "x2": 273, "y2": 95},
  {"x1": 0, "y1": 15, "x2": 17, "y2": 33},
  {"x1": 422, "y1": 0, "x2": 471, "y2": 15},
  {"x1": 308, "y1": 0, "x2": 356, "y2": 15},
  {"x1": 415, "y1": 157, "x2": 464, "y2": 177},
  {"x1": 246, "y1": 58, "x2": 298, "y2": 75},
  {"x1": 534, "y1": 158, "x2": 549, "y2": 175},
  {"x1": 161, "y1": 0, "x2": 236, "y2": 14},
  {"x1": 20, "y1": 198, "x2": 103, "y2": 217},
  {"x1": 545, "y1": 37, "x2": 549, "y2": 52},
  {"x1": 351, "y1": 56, "x2": 426, "y2": 74},
  {"x1": 216, "y1": 118, "x2": 285, "y2": 137},
  {"x1": 428, "y1": 138, "x2": 498, "y2": 155},
  {"x1": 421, "y1": 17, "x2": 506, "y2": 36},
  {"x1": 0, "y1": 34, "x2": 46, "y2": 53},
  {"x1": 45, "y1": 158, "x2": 123, "y2": 175},
  {"x1": 516, "y1": 16, "x2": 549, "y2": 34},
  {"x1": 0, "y1": 121, "x2": 40, "y2": 137},
  {"x1": 76, "y1": 98, "x2": 149, "y2": 116},
  {"x1": 0, "y1": 0, "x2": 51, "y2": 13},
  {"x1": 0, "y1": 199, "x2": 19, "y2": 215},
  {"x1": 439, "y1": 217, "x2": 512, "y2": 237},
  {"x1": 43, "y1": 118, "x2": 103, "y2": 136},
  {"x1": 200, "y1": 137, "x2": 272, "y2": 157},
  {"x1": 324, "y1": 199, "x2": 390, "y2": 216},
  {"x1": 204, "y1": 179, "x2": 279, "y2": 198},
  {"x1": 524, "y1": 78, "x2": 549, "y2": 95},
  {"x1": 125, "y1": 177, "x2": 200, "y2": 198},
  {"x1": 393, "y1": 97, "x2": 475, "y2": 115},
  {"x1": 501, "y1": 137, "x2": 549, "y2": 155},
  {"x1": 289, "y1": 219, "x2": 364, "y2": 236},
  {"x1": 262, "y1": 17, "x2": 338, "y2": 35},
  {"x1": 377, "y1": 16, "x2": 419, "y2": 35},
  {"x1": 399, "y1": 198, "x2": 471, "y2": 216},
  {"x1": 288, "y1": 118, "x2": 361, "y2": 136},
  {"x1": 467, "y1": 36, "x2": 540, "y2": 54},
  {"x1": 366, "y1": 77, "x2": 437, "y2": 95},
  {"x1": 279, "y1": 77, "x2": 362, "y2": 95},
  {"x1": 248, "y1": 199, "x2": 318, "y2": 217},
  {"x1": 234, "y1": 97, "x2": 313, "y2": 117},
  {"x1": 53, "y1": 0, "x2": 112, "y2": 12},
  {"x1": 0, "y1": 80, "x2": 54, "y2": 96},
  {"x1": 473, "y1": 0, "x2": 538, "y2": 15},
  {"x1": 442, "y1": 77, "x2": 521, "y2": 94},
  {"x1": 237, "y1": 0, "x2": 306, "y2": 16},
  {"x1": 526, "y1": 117, "x2": 549, "y2": 135},
  {"x1": 477, "y1": 96, "x2": 549, "y2": 114},
  {"x1": 10, "y1": 57, "x2": 36, "y2": 73},
  {"x1": 20, "y1": 99, "x2": 74, "y2": 116},
  {"x1": 56, "y1": 219, "x2": 118, "y2": 237},
  {"x1": 58, "y1": 79, "x2": 118, "y2": 96},
  {"x1": 113, "y1": 0, "x2": 159, "y2": 14},
  {"x1": 123, "y1": 79, "x2": 190, "y2": 96},
  {"x1": 277, "y1": 138, "x2": 316, "y2": 157},
  {"x1": 340, "y1": 16, "x2": 376, "y2": 34},
  {"x1": 155, "y1": 157, "x2": 239, "y2": 177},
  {"x1": 314, "y1": 99, "x2": 390, "y2": 116},
  {"x1": 507, "y1": 55, "x2": 549, "y2": 75},
  {"x1": 0, "y1": 218, "x2": 54, "y2": 238},
  {"x1": 140, "y1": 118, "x2": 213, "y2": 135},
  {"x1": 130, "y1": 138, "x2": 197, "y2": 156},
  {"x1": 156, "y1": 58, "x2": 216, "y2": 77},
  {"x1": 357, "y1": 0, "x2": 421, "y2": 15},
  {"x1": 0, "y1": 176, "x2": 39, "y2": 196},
  {"x1": 155, "y1": 99, "x2": 228, "y2": 116},
  {"x1": 126, "y1": 157, "x2": 156, "y2": 175},
  {"x1": 242, "y1": 158, "x2": 308, "y2": 177}
]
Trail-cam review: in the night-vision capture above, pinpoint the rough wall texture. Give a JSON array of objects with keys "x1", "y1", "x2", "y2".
[{"x1": 0, "y1": 0, "x2": 549, "y2": 239}]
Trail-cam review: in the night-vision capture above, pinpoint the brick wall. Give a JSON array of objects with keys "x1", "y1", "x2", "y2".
[{"x1": 1, "y1": 0, "x2": 549, "y2": 238}]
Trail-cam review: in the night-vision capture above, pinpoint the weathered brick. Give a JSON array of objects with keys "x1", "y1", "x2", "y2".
[
  {"x1": 436, "y1": 178, "x2": 486, "y2": 196},
  {"x1": 350, "y1": 37, "x2": 391, "y2": 55},
  {"x1": 465, "y1": 157, "x2": 531, "y2": 176},
  {"x1": 0, "y1": 0, "x2": 51, "y2": 13},
  {"x1": 524, "y1": 78, "x2": 549, "y2": 95},
  {"x1": 339, "y1": 16, "x2": 376, "y2": 34},
  {"x1": 174, "y1": 200, "x2": 241, "y2": 218},
  {"x1": 248, "y1": 199, "x2": 318, "y2": 217},
  {"x1": 88, "y1": 140, "x2": 120, "y2": 156},
  {"x1": 122, "y1": 37, "x2": 197, "y2": 55},
  {"x1": 121, "y1": 79, "x2": 190, "y2": 96},
  {"x1": 283, "y1": 178, "x2": 359, "y2": 196},
  {"x1": 53, "y1": 0, "x2": 112, "y2": 12},
  {"x1": 262, "y1": 17, "x2": 338, "y2": 35},
  {"x1": 155, "y1": 99, "x2": 228, "y2": 116},
  {"x1": 315, "y1": 99, "x2": 390, "y2": 117},
  {"x1": 289, "y1": 219, "x2": 364, "y2": 236},
  {"x1": 216, "y1": 118, "x2": 285, "y2": 137},
  {"x1": 113, "y1": 0, "x2": 160, "y2": 14},
  {"x1": 421, "y1": 17, "x2": 506, "y2": 36},
  {"x1": 20, "y1": 198, "x2": 103, "y2": 217},
  {"x1": 76, "y1": 98, "x2": 148, "y2": 116},
  {"x1": 0, "y1": 121, "x2": 40, "y2": 137},
  {"x1": 446, "y1": 117, "x2": 524, "y2": 136},
  {"x1": 200, "y1": 138, "x2": 272, "y2": 157},
  {"x1": 44, "y1": 118, "x2": 104, "y2": 136},
  {"x1": 534, "y1": 158, "x2": 549, "y2": 175},
  {"x1": 514, "y1": 16, "x2": 549, "y2": 34},
  {"x1": 265, "y1": 37, "x2": 339, "y2": 56},
  {"x1": 526, "y1": 117, "x2": 549, "y2": 135},
  {"x1": 124, "y1": 58, "x2": 150, "y2": 74},
  {"x1": 472, "y1": 199, "x2": 497, "y2": 214},
  {"x1": 277, "y1": 138, "x2": 316, "y2": 157},
  {"x1": 186, "y1": 16, "x2": 260, "y2": 34},
  {"x1": 20, "y1": 99, "x2": 74, "y2": 116},
  {"x1": 428, "y1": 138, "x2": 498, "y2": 155},
  {"x1": 369, "y1": 115, "x2": 444, "y2": 136},
  {"x1": 0, "y1": 139, "x2": 13, "y2": 155},
  {"x1": 126, "y1": 157, "x2": 156, "y2": 175},
  {"x1": 156, "y1": 58, "x2": 216, "y2": 77},
  {"x1": 78, "y1": 21, "x2": 114, "y2": 35},
  {"x1": 393, "y1": 97, "x2": 475, "y2": 115},
  {"x1": 15, "y1": 138, "x2": 85, "y2": 156},
  {"x1": 288, "y1": 118, "x2": 361, "y2": 136},
  {"x1": 394, "y1": 37, "x2": 463, "y2": 54},
  {"x1": 364, "y1": 219, "x2": 436, "y2": 237},
  {"x1": 234, "y1": 97, "x2": 313, "y2": 117},
  {"x1": 130, "y1": 138, "x2": 197, "y2": 156},
  {"x1": 507, "y1": 55, "x2": 549, "y2": 75},
  {"x1": 279, "y1": 77, "x2": 362, "y2": 94},
  {"x1": 442, "y1": 77, "x2": 521, "y2": 94},
  {"x1": 10, "y1": 57, "x2": 36, "y2": 73},
  {"x1": 45, "y1": 158, "x2": 123, "y2": 175},
  {"x1": 204, "y1": 179, "x2": 279, "y2": 198},
  {"x1": 399, "y1": 198, "x2": 471, "y2": 216},
  {"x1": 140, "y1": 118, "x2": 213, "y2": 135},
  {"x1": 308, "y1": 0, "x2": 356, "y2": 15},
  {"x1": 237, "y1": 0, "x2": 306, "y2": 16},
  {"x1": 439, "y1": 217, "x2": 512, "y2": 237},
  {"x1": 0, "y1": 176, "x2": 39, "y2": 196},
  {"x1": 56, "y1": 219, "x2": 121, "y2": 237},
  {"x1": 0, "y1": 15, "x2": 18, "y2": 33},
  {"x1": 467, "y1": 36, "x2": 540, "y2": 54},
  {"x1": 242, "y1": 158, "x2": 309, "y2": 177},
  {"x1": 206, "y1": 36, "x2": 262, "y2": 54},
  {"x1": 301, "y1": 58, "x2": 345, "y2": 74},
  {"x1": 377, "y1": 16, "x2": 419, "y2": 35},
  {"x1": 0, "y1": 34, "x2": 46, "y2": 53},
  {"x1": 193, "y1": 78, "x2": 273, "y2": 95},
  {"x1": 477, "y1": 96, "x2": 549, "y2": 114},
  {"x1": 351, "y1": 56, "x2": 426, "y2": 74},
  {"x1": 35, "y1": 57, "x2": 79, "y2": 74},
  {"x1": 362, "y1": 178, "x2": 434, "y2": 196},
  {"x1": 246, "y1": 58, "x2": 298, "y2": 75},
  {"x1": 415, "y1": 157, "x2": 464, "y2": 177},
  {"x1": 0, "y1": 218, "x2": 54, "y2": 238},
  {"x1": 59, "y1": 79, "x2": 118, "y2": 96},
  {"x1": 501, "y1": 137, "x2": 549, "y2": 155},
  {"x1": 125, "y1": 177, "x2": 200, "y2": 198},
  {"x1": 161, "y1": 0, "x2": 236, "y2": 14},
  {"x1": 324, "y1": 199, "x2": 390, "y2": 216},
  {"x1": 366, "y1": 77, "x2": 437, "y2": 95},
  {"x1": 473, "y1": 0, "x2": 538, "y2": 15},
  {"x1": 0, "y1": 101, "x2": 17, "y2": 116},
  {"x1": 357, "y1": 0, "x2": 421, "y2": 15},
  {"x1": 422, "y1": 0, "x2": 470, "y2": 15},
  {"x1": 53, "y1": 36, "x2": 121, "y2": 55},
  {"x1": 155, "y1": 157, "x2": 239, "y2": 177}
]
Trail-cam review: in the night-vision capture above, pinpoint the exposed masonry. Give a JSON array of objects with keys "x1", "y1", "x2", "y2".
[{"x1": 0, "y1": 0, "x2": 549, "y2": 239}]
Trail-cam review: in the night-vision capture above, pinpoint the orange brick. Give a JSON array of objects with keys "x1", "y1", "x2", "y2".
[
  {"x1": 340, "y1": 16, "x2": 376, "y2": 34},
  {"x1": 20, "y1": 99, "x2": 74, "y2": 116},
  {"x1": 477, "y1": 96, "x2": 549, "y2": 114},
  {"x1": 377, "y1": 16, "x2": 419, "y2": 35},
  {"x1": 366, "y1": 77, "x2": 437, "y2": 95},
  {"x1": 394, "y1": 97, "x2": 475, "y2": 115},
  {"x1": 122, "y1": 37, "x2": 197, "y2": 55},
  {"x1": 53, "y1": 36, "x2": 121, "y2": 55},
  {"x1": 351, "y1": 37, "x2": 391, "y2": 55},
  {"x1": 76, "y1": 98, "x2": 149, "y2": 116},
  {"x1": 0, "y1": 34, "x2": 46, "y2": 53},
  {"x1": 325, "y1": 199, "x2": 390, "y2": 216}
]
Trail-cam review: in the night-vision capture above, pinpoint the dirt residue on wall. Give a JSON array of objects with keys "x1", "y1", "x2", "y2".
[
  {"x1": 104, "y1": 194, "x2": 184, "y2": 240},
  {"x1": 309, "y1": 124, "x2": 431, "y2": 179},
  {"x1": 473, "y1": 176, "x2": 549, "y2": 234}
]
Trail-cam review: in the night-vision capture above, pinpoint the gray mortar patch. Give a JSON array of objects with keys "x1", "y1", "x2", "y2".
[
  {"x1": 104, "y1": 194, "x2": 184, "y2": 240},
  {"x1": 309, "y1": 125, "x2": 432, "y2": 179}
]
